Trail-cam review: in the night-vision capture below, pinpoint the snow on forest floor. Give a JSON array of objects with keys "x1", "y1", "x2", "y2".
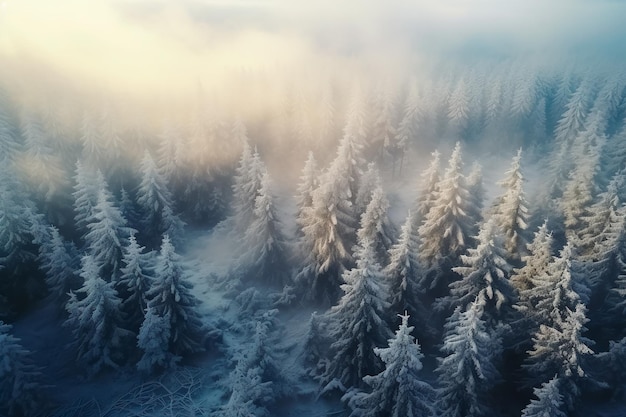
[{"x1": 9, "y1": 225, "x2": 337, "y2": 416}]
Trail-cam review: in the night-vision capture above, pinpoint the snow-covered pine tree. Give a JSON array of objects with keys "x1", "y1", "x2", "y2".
[
  {"x1": 384, "y1": 212, "x2": 428, "y2": 331},
  {"x1": 295, "y1": 151, "x2": 319, "y2": 232},
  {"x1": 119, "y1": 187, "x2": 141, "y2": 231},
  {"x1": 600, "y1": 123, "x2": 626, "y2": 186},
  {"x1": 521, "y1": 376, "x2": 566, "y2": 417},
  {"x1": 356, "y1": 186, "x2": 395, "y2": 266},
  {"x1": 418, "y1": 142, "x2": 474, "y2": 268},
  {"x1": 318, "y1": 83, "x2": 336, "y2": 151},
  {"x1": 370, "y1": 85, "x2": 397, "y2": 167},
  {"x1": 0, "y1": 169, "x2": 41, "y2": 312},
  {"x1": 230, "y1": 142, "x2": 265, "y2": 234},
  {"x1": 79, "y1": 110, "x2": 104, "y2": 166},
  {"x1": 38, "y1": 226, "x2": 77, "y2": 302},
  {"x1": 318, "y1": 239, "x2": 392, "y2": 391},
  {"x1": 65, "y1": 254, "x2": 129, "y2": 377},
  {"x1": 523, "y1": 304, "x2": 595, "y2": 410},
  {"x1": 0, "y1": 321, "x2": 48, "y2": 417},
  {"x1": 436, "y1": 299, "x2": 502, "y2": 417},
  {"x1": 297, "y1": 125, "x2": 364, "y2": 303},
  {"x1": 85, "y1": 187, "x2": 136, "y2": 282},
  {"x1": 343, "y1": 313, "x2": 436, "y2": 417},
  {"x1": 136, "y1": 151, "x2": 185, "y2": 248},
  {"x1": 355, "y1": 162, "x2": 382, "y2": 216},
  {"x1": 531, "y1": 243, "x2": 591, "y2": 330},
  {"x1": 136, "y1": 306, "x2": 179, "y2": 373},
  {"x1": 447, "y1": 78, "x2": 469, "y2": 135},
  {"x1": 72, "y1": 161, "x2": 103, "y2": 234},
  {"x1": 218, "y1": 363, "x2": 272, "y2": 417},
  {"x1": 448, "y1": 219, "x2": 515, "y2": 323},
  {"x1": 0, "y1": 99, "x2": 21, "y2": 163},
  {"x1": 220, "y1": 313, "x2": 292, "y2": 416},
  {"x1": 118, "y1": 233, "x2": 152, "y2": 333},
  {"x1": 541, "y1": 80, "x2": 593, "y2": 208},
  {"x1": 576, "y1": 171, "x2": 626, "y2": 261},
  {"x1": 491, "y1": 149, "x2": 529, "y2": 261},
  {"x1": 144, "y1": 235, "x2": 205, "y2": 356},
  {"x1": 18, "y1": 111, "x2": 67, "y2": 201},
  {"x1": 157, "y1": 122, "x2": 186, "y2": 190},
  {"x1": 393, "y1": 81, "x2": 420, "y2": 175},
  {"x1": 413, "y1": 149, "x2": 440, "y2": 224},
  {"x1": 511, "y1": 220, "x2": 554, "y2": 293},
  {"x1": 554, "y1": 80, "x2": 591, "y2": 148},
  {"x1": 465, "y1": 161, "x2": 485, "y2": 238},
  {"x1": 561, "y1": 120, "x2": 603, "y2": 241},
  {"x1": 242, "y1": 171, "x2": 288, "y2": 286}
]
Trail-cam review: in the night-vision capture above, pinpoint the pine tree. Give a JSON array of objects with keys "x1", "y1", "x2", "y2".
[
  {"x1": 448, "y1": 219, "x2": 515, "y2": 322},
  {"x1": 436, "y1": 299, "x2": 502, "y2": 417},
  {"x1": 0, "y1": 170, "x2": 40, "y2": 311},
  {"x1": 447, "y1": 78, "x2": 469, "y2": 134},
  {"x1": 220, "y1": 314, "x2": 291, "y2": 416},
  {"x1": 136, "y1": 151, "x2": 184, "y2": 247},
  {"x1": 356, "y1": 186, "x2": 395, "y2": 266},
  {"x1": 295, "y1": 151, "x2": 319, "y2": 231},
  {"x1": 118, "y1": 233, "x2": 152, "y2": 332},
  {"x1": 72, "y1": 161, "x2": 103, "y2": 234},
  {"x1": 576, "y1": 172, "x2": 626, "y2": 261},
  {"x1": 532, "y1": 243, "x2": 590, "y2": 329},
  {"x1": 0, "y1": 321, "x2": 48, "y2": 417},
  {"x1": 524, "y1": 304, "x2": 595, "y2": 410},
  {"x1": 144, "y1": 235, "x2": 205, "y2": 356},
  {"x1": 393, "y1": 81, "x2": 421, "y2": 175},
  {"x1": 319, "y1": 240, "x2": 392, "y2": 391},
  {"x1": 418, "y1": 142, "x2": 474, "y2": 267},
  {"x1": 0, "y1": 100, "x2": 21, "y2": 163},
  {"x1": 561, "y1": 125, "x2": 602, "y2": 240},
  {"x1": 370, "y1": 85, "x2": 397, "y2": 166},
  {"x1": 136, "y1": 306, "x2": 180, "y2": 373},
  {"x1": 242, "y1": 171, "x2": 288, "y2": 286},
  {"x1": 65, "y1": 255, "x2": 129, "y2": 377},
  {"x1": 355, "y1": 162, "x2": 382, "y2": 216},
  {"x1": 385, "y1": 212, "x2": 427, "y2": 329},
  {"x1": 38, "y1": 226, "x2": 77, "y2": 302},
  {"x1": 511, "y1": 220, "x2": 553, "y2": 293},
  {"x1": 413, "y1": 150, "x2": 440, "y2": 224},
  {"x1": 230, "y1": 142, "x2": 265, "y2": 234},
  {"x1": 491, "y1": 149, "x2": 529, "y2": 261},
  {"x1": 465, "y1": 162, "x2": 485, "y2": 237},
  {"x1": 554, "y1": 81, "x2": 590, "y2": 146},
  {"x1": 119, "y1": 187, "x2": 141, "y2": 230},
  {"x1": 297, "y1": 129, "x2": 363, "y2": 303},
  {"x1": 521, "y1": 376, "x2": 567, "y2": 417},
  {"x1": 79, "y1": 111, "x2": 103, "y2": 166},
  {"x1": 84, "y1": 187, "x2": 135, "y2": 282},
  {"x1": 18, "y1": 111, "x2": 67, "y2": 201},
  {"x1": 344, "y1": 313, "x2": 436, "y2": 417}
]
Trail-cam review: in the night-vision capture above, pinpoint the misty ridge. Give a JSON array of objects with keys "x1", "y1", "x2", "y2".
[{"x1": 2, "y1": 1, "x2": 626, "y2": 417}]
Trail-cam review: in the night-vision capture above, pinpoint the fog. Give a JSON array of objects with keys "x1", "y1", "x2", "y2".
[{"x1": 0, "y1": 0, "x2": 625, "y2": 187}]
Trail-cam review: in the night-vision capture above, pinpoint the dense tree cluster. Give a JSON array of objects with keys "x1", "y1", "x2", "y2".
[{"x1": 1, "y1": 62, "x2": 626, "y2": 416}]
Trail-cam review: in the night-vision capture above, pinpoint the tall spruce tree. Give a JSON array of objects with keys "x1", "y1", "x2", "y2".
[
  {"x1": 344, "y1": 313, "x2": 436, "y2": 417},
  {"x1": 0, "y1": 321, "x2": 48, "y2": 417},
  {"x1": 491, "y1": 149, "x2": 530, "y2": 261},
  {"x1": 418, "y1": 142, "x2": 474, "y2": 268},
  {"x1": 436, "y1": 299, "x2": 502, "y2": 417},
  {"x1": 65, "y1": 255, "x2": 129, "y2": 377},
  {"x1": 136, "y1": 151, "x2": 184, "y2": 247},
  {"x1": 318, "y1": 240, "x2": 392, "y2": 391},
  {"x1": 143, "y1": 235, "x2": 205, "y2": 356}
]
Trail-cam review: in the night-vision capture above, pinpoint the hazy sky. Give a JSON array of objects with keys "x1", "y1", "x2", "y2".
[{"x1": 0, "y1": 0, "x2": 624, "y2": 115}]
